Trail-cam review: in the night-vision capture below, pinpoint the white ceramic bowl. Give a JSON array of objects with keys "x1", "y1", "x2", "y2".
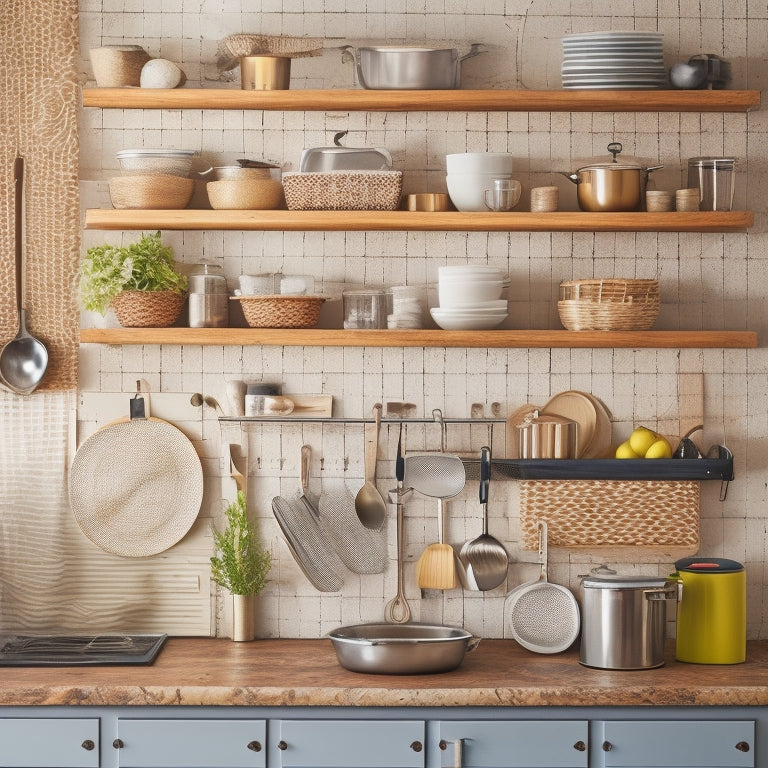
[
  {"x1": 438, "y1": 299, "x2": 508, "y2": 311},
  {"x1": 446, "y1": 152, "x2": 515, "y2": 175},
  {"x1": 446, "y1": 172, "x2": 515, "y2": 212},
  {"x1": 438, "y1": 279, "x2": 506, "y2": 306},
  {"x1": 430, "y1": 307, "x2": 508, "y2": 330},
  {"x1": 438, "y1": 265, "x2": 506, "y2": 279}
]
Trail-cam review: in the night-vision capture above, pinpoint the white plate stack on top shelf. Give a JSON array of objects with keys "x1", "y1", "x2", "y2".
[
  {"x1": 429, "y1": 265, "x2": 509, "y2": 330},
  {"x1": 561, "y1": 31, "x2": 666, "y2": 90}
]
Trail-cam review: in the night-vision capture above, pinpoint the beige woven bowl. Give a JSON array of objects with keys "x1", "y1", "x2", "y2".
[
  {"x1": 207, "y1": 178, "x2": 284, "y2": 210},
  {"x1": 558, "y1": 278, "x2": 660, "y2": 331},
  {"x1": 282, "y1": 171, "x2": 403, "y2": 210},
  {"x1": 109, "y1": 174, "x2": 195, "y2": 209},
  {"x1": 232, "y1": 295, "x2": 325, "y2": 328}
]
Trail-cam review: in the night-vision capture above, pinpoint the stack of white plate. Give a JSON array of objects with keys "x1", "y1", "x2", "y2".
[
  {"x1": 430, "y1": 265, "x2": 509, "y2": 330},
  {"x1": 561, "y1": 31, "x2": 666, "y2": 90}
]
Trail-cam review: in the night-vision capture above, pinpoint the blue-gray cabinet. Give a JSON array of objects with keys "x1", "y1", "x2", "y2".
[{"x1": 0, "y1": 718, "x2": 100, "y2": 768}]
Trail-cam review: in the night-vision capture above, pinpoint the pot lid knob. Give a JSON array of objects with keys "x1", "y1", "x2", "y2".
[{"x1": 607, "y1": 142, "x2": 623, "y2": 163}]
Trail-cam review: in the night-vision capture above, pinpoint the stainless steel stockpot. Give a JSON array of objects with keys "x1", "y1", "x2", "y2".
[
  {"x1": 342, "y1": 44, "x2": 483, "y2": 90},
  {"x1": 562, "y1": 142, "x2": 663, "y2": 212},
  {"x1": 579, "y1": 575, "x2": 677, "y2": 670}
]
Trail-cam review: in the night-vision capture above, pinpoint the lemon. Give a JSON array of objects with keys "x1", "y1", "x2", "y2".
[
  {"x1": 645, "y1": 437, "x2": 672, "y2": 459},
  {"x1": 615, "y1": 440, "x2": 641, "y2": 459},
  {"x1": 629, "y1": 426, "x2": 658, "y2": 456}
]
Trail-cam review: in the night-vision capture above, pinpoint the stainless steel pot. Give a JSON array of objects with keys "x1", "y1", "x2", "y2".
[
  {"x1": 299, "y1": 131, "x2": 392, "y2": 172},
  {"x1": 342, "y1": 44, "x2": 483, "y2": 90},
  {"x1": 328, "y1": 623, "x2": 479, "y2": 674},
  {"x1": 562, "y1": 142, "x2": 663, "y2": 212},
  {"x1": 579, "y1": 575, "x2": 677, "y2": 670}
]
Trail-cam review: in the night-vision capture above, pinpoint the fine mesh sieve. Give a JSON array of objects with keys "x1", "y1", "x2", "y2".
[{"x1": 504, "y1": 521, "x2": 580, "y2": 653}]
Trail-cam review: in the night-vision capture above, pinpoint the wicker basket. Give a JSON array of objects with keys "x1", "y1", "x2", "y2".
[
  {"x1": 109, "y1": 174, "x2": 195, "y2": 210},
  {"x1": 519, "y1": 479, "x2": 700, "y2": 551},
  {"x1": 232, "y1": 295, "x2": 325, "y2": 328},
  {"x1": 558, "y1": 278, "x2": 660, "y2": 331},
  {"x1": 112, "y1": 290, "x2": 185, "y2": 328},
  {"x1": 282, "y1": 171, "x2": 403, "y2": 211}
]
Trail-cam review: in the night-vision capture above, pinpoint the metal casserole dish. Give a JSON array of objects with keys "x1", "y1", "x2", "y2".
[
  {"x1": 342, "y1": 44, "x2": 483, "y2": 90},
  {"x1": 328, "y1": 623, "x2": 479, "y2": 674}
]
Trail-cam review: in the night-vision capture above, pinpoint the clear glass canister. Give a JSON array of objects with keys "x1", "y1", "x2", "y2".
[
  {"x1": 244, "y1": 384, "x2": 294, "y2": 417},
  {"x1": 687, "y1": 157, "x2": 736, "y2": 211},
  {"x1": 188, "y1": 264, "x2": 229, "y2": 328},
  {"x1": 342, "y1": 289, "x2": 387, "y2": 329}
]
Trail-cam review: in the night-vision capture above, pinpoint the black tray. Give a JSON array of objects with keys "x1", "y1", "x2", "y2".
[
  {"x1": 0, "y1": 633, "x2": 168, "y2": 666},
  {"x1": 462, "y1": 456, "x2": 734, "y2": 482}
]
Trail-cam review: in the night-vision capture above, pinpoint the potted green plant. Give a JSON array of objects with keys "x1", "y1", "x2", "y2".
[
  {"x1": 210, "y1": 490, "x2": 272, "y2": 641},
  {"x1": 80, "y1": 230, "x2": 188, "y2": 327}
]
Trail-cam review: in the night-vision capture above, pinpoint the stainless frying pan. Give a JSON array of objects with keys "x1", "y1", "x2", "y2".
[{"x1": 69, "y1": 394, "x2": 203, "y2": 557}]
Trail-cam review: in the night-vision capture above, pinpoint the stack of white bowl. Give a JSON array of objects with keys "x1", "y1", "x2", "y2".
[
  {"x1": 445, "y1": 152, "x2": 515, "y2": 212},
  {"x1": 430, "y1": 266, "x2": 509, "y2": 330}
]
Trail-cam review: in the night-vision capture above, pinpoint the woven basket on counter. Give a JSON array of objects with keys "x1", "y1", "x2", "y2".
[
  {"x1": 232, "y1": 295, "x2": 325, "y2": 328},
  {"x1": 111, "y1": 290, "x2": 185, "y2": 328},
  {"x1": 519, "y1": 478, "x2": 700, "y2": 554},
  {"x1": 281, "y1": 171, "x2": 403, "y2": 211},
  {"x1": 558, "y1": 278, "x2": 660, "y2": 331}
]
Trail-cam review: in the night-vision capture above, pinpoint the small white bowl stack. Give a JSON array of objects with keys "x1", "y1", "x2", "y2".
[{"x1": 430, "y1": 265, "x2": 509, "y2": 330}]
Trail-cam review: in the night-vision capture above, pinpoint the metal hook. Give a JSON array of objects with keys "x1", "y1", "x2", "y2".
[{"x1": 432, "y1": 408, "x2": 447, "y2": 452}]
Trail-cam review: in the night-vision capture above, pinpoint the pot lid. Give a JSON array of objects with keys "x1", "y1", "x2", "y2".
[
  {"x1": 116, "y1": 149, "x2": 198, "y2": 158},
  {"x1": 582, "y1": 574, "x2": 672, "y2": 589},
  {"x1": 575, "y1": 141, "x2": 649, "y2": 171},
  {"x1": 674, "y1": 556, "x2": 744, "y2": 573}
]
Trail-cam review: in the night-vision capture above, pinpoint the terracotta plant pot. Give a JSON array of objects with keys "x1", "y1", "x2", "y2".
[{"x1": 111, "y1": 290, "x2": 185, "y2": 328}]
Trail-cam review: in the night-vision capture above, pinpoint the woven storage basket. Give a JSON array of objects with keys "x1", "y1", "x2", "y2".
[
  {"x1": 109, "y1": 174, "x2": 195, "y2": 210},
  {"x1": 232, "y1": 295, "x2": 325, "y2": 328},
  {"x1": 519, "y1": 479, "x2": 700, "y2": 551},
  {"x1": 206, "y1": 178, "x2": 284, "y2": 210},
  {"x1": 558, "y1": 278, "x2": 660, "y2": 331},
  {"x1": 282, "y1": 171, "x2": 403, "y2": 210},
  {"x1": 112, "y1": 290, "x2": 185, "y2": 328}
]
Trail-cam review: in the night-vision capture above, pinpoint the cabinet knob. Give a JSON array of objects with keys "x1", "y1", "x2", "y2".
[
  {"x1": 573, "y1": 741, "x2": 587, "y2": 752},
  {"x1": 113, "y1": 739, "x2": 124, "y2": 749},
  {"x1": 278, "y1": 740, "x2": 288, "y2": 751},
  {"x1": 736, "y1": 741, "x2": 751, "y2": 753},
  {"x1": 410, "y1": 741, "x2": 423, "y2": 753},
  {"x1": 247, "y1": 741, "x2": 262, "y2": 752},
  {"x1": 81, "y1": 740, "x2": 95, "y2": 751},
  {"x1": 439, "y1": 740, "x2": 448, "y2": 750},
  {"x1": 602, "y1": 741, "x2": 613, "y2": 752}
]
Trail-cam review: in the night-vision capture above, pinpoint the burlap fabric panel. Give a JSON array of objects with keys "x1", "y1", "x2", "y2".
[{"x1": 0, "y1": 0, "x2": 79, "y2": 390}]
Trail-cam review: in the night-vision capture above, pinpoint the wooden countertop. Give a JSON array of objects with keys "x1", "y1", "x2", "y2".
[{"x1": 1, "y1": 638, "x2": 767, "y2": 708}]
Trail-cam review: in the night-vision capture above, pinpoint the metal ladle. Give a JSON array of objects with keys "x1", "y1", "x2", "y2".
[
  {"x1": 458, "y1": 446, "x2": 509, "y2": 591},
  {"x1": 0, "y1": 157, "x2": 48, "y2": 395},
  {"x1": 385, "y1": 424, "x2": 411, "y2": 623},
  {"x1": 354, "y1": 403, "x2": 387, "y2": 530}
]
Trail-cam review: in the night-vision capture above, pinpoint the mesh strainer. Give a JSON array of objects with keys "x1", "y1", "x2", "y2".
[{"x1": 504, "y1": 521, "x2": 580, "y2": 653}]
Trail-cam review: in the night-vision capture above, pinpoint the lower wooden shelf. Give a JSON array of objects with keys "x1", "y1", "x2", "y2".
[
  {"x1": 84, "y1": 209, "x2": 754, "y2": 232},
  {"x1": 79, "y1": 328, "x2": 758, "y2": 348}
]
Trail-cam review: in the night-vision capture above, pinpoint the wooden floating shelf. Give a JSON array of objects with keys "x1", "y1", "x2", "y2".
[
  {"x1": 84, "y1": 209, "x2": 754, "y2": 233},
  {"x1": 79, "y1": 328, "x2": 758, "y2": 349},
  {"x1": 82, "y1": 88, "x2": 761, "y2": 113}
]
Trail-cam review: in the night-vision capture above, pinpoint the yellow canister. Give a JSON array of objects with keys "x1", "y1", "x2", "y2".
[{"x1": 673, "y1": 556, "x2": 746, "y2": 664}]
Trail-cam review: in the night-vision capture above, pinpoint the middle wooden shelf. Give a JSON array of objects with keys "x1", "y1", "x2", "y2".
[{"x1": 84, "y1": 209, "x2": 754, "y2": 233}]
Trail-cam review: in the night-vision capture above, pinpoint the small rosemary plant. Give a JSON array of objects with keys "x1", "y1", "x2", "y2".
[{"x1": 210, "y1": 491, "x2": 271, "y2": 595}]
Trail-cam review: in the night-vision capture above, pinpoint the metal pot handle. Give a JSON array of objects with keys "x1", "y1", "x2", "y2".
[
  {"x1": 460, "y1": 43, "x2": 486, "y2": 62},
  {"x1": 644, "y1": 584, "x2": 679, "y2": 601}
]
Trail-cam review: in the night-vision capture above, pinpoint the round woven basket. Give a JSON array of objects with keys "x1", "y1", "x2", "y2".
[
  {"x1": 232, "y1": 295, "x2": 325, "y2": 328},
  {"x1": 112, "y1": 290, "x2": 185, "y2": 328},
  {"x1": 109, "y1": 174, "x2": 195, "y2": 209},
  {"x1": 558, "y1": 278, "x2": 660, "y2": 331},
  {"x1": 207, "y1": 178, "x2": 284, "y2": 209}
]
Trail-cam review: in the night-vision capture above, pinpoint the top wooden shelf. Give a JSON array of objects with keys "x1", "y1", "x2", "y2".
[{"x1": 81, "y1": 88, "x2": 761, "y2": 113}]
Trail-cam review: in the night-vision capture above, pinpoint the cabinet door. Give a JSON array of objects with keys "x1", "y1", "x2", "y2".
[
  {"x1": 598, "y1": 721, "x2": 754, "y2": 768},
  {"x1": 115, "y1": 719, "x2": 266, "y2": 768},
  {"x1": 0, "y1": 718, "x2": 100, "y2": 768},
  {"x1": 436, "y1": 720, "x2": 588, "y2": 768},
  {"x1": 276, "y1": 720, "x2": 425, "y2": 768}
]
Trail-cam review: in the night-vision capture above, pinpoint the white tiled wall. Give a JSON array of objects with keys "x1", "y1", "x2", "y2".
[{"x1": 76, "y1": 1, "x2": 768, "y2": 639}]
